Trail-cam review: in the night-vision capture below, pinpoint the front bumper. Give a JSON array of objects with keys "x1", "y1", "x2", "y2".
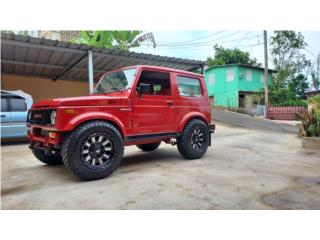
[{"x1": 28, "y1": 127, "x2": 62, "y2": 154}]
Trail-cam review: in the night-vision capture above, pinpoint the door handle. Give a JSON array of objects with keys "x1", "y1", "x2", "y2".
[
  {"x1": 166, "y1": 100, "x2": 173, "y2": 106},
  {"x1": 1, "y1": 114, "x2": 6, "y2": 117}
]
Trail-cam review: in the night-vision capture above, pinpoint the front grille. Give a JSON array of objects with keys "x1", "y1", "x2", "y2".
[{"x1": 28, "y1": 109, "x2": 53, "y2": 125}]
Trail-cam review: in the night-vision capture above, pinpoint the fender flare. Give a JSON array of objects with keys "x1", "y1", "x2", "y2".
[
  {"x1": 177, "y1": 112, "x2": 208, "y2": 133},
  {"x1": 62, "y1": 111, "x2": 126, "y2": 136}
]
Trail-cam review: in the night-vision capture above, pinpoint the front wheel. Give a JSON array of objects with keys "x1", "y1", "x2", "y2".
[
  {"x1": 62, "y1": 121, "x2": 124, "y2": 181},
  {"x1": 177, "y1": 119, "x2": 209, "y2": 160},
  {"x1": 137, "y1": 142, "x2": 161, "y2": 152}
]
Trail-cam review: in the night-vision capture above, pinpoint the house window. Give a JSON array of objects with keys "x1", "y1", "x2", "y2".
[
  {"x1": 226, "y1": 68, "x2": 234, "y2": 82},
  {"x1": 246, "y1": 69, "x2": 252, "y2": 81},
  {"x1": 209, "y1": 74, "x2": 215, "y2": 85}
]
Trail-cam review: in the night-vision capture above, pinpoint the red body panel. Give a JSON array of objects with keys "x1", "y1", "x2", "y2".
[{"x1": 27, "y1": 65, "x2": 212, "y2": 148}]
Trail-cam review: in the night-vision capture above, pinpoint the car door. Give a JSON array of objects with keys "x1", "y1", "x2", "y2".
[
  {"x1": 131, "y1": 69, "x2": 176, "y2": 135},
  {"x1": 1, "y1": 95, "x2": 12, "y2": 138},
  {"x1": 9, "y1": 97, "x2": 28, "y2": 138}
]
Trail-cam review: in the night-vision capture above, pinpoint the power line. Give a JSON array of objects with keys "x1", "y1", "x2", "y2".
[
  {"x1": 155, "y1": 31, "x2": 243, "y2": 47},
  {"x1": 163, "y1": 31, "x2": 240, "y2": 46},
  {"x1": 156, "y1": 31, "x2": 225, "y2": 45},
  {"x1": 140, "y1": 33, "x2": 261, "y2": 49},
  {"x1": 235, "y1": 31, "x2": 250, "y2": 48},
  {"x1": 237, "y1": 43, "x2": 264, "y2": 48}
]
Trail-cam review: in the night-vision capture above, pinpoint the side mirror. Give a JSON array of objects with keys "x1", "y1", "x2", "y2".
[{"x1": 137, "y1": 83, "x2": 152, "y2": 96}]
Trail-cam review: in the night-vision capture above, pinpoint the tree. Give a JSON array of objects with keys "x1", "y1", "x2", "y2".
[
  {"x1": 71, "y1": 31, "x2": 144, "y2": 51},
  {"x1": 289, "y1": 74, "x2": 309, "y2": 99},
  {"x1": 112, "y1": 31, "x2": 142, "y2": 51},
  {"x1": 71, "y1": 31, "x2": 114, "y2": 48},
  {"x1": 270, "y1": 31, "x2": 311, "y2": 90},
  {"x1": 310, "y1": 55, "x2": 320, "y2": 89},
  {"x1": 207, "y1": 45, "x2": 261, "y2": 67}
]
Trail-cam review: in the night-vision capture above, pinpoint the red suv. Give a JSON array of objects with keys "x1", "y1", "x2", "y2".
[{"x1": 27, "y1": 65, "x2": 215, "y2": 180}]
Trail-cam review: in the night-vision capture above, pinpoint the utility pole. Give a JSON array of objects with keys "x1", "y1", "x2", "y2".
[
  {"x1": 263, "y1": 30, "x2": 269, "y2": 117},
  {"x1": 317, "y1": 53, "x2": 320, "y2": 85}
]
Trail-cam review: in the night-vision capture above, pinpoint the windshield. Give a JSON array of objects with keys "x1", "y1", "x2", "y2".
[{"x1": 93, "y1": 68, "x2": 137, "y2": 94}]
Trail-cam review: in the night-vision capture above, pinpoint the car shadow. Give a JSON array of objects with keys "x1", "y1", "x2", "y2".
[
  {"x1": 1, "y1": 138, "x2": 29, "y2": 145},
  {"x1": 120, "y1": 148, "x2": 181, "y2": 166}
]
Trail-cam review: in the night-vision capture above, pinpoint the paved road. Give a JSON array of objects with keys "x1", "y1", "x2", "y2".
[{"x1": 212, "y1": 108, "x2": 299, "y2": 134}]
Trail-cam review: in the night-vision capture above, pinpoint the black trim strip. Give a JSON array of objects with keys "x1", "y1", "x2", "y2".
[{"x1": 126, "y1": 132, "x2": 178, "y2": 142}]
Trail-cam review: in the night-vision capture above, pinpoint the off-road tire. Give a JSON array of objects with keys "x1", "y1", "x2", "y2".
[
  {"x1": 137, "y1": 142, "x2": 161, "y2": 152},
  {"x1": 62, "y1": 121, "x2": 124, "y2": 181},
  {"x1": 32, "y1": 149, "x2": 63, "y2": 165},
  {"x1": 177, "y1": 119, "x2": 209, "y2": 160}
]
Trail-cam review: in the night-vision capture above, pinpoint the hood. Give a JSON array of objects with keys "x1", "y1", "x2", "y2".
[{"x1": 32, "y1": 91, "x2": 130, "y2": 108}]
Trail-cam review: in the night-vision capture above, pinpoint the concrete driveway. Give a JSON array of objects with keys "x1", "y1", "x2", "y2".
[
  {"x1": 212, "y1": 108, "x2": 299, "y2": 133},
  {"x1": 1, "y1": 124, "x2": 320, "y2": 210}
]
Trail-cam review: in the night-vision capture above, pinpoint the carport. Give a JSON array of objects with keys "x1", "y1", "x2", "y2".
[{"x1": 1, "y1": 32, "x2": 205, "y2": 100}]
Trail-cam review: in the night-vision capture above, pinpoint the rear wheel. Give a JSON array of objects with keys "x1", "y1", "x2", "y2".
[
  {"x1": 177, "y1": 119, "x2": 209, "y2": 159},
  {"x1": 32, "y1": 149, "x2": 63, "y2": 165},
  {"x1": 137, "y1": 142, "x2": 161, "y2": 152},
  {"x1": 62, "y1": 121, "x2": 124, "y2": 181}
]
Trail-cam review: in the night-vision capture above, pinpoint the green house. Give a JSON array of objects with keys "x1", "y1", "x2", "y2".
[{"x1": 205, "y1": 64, "x2": 274, "y2": 108}]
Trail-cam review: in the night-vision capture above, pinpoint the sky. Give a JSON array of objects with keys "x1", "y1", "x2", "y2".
[{"x1": 131, "y1": 31, "x2": 320, "y2": 69}]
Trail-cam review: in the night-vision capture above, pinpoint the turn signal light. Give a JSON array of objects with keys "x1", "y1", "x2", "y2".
[
  {"x1": 65, "y1": 109, "x2": 76, "y2": 114},
  {"x1": 49, "y1": 132, "x2": 57, "y2": 139}
]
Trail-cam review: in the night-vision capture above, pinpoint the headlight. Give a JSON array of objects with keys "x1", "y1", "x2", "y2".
[{"x1": 50, "y1": 110, "x2": 57, "y2": 125}]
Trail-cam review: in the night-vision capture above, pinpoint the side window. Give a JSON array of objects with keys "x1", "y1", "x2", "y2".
[
  {"x1": 136, "y1": 70, "x2": 171, "y2": 96},
  {"x1": 177, "y1": 76, "x2": 202, "y2": 97},
  {"x1": 1, "y1": 97, "x2": 8, "y2": 112},
  {"x1": 11, "y1": 97, "x2": 27, "y2": 112}
]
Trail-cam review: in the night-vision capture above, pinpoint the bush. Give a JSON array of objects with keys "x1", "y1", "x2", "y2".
[
  {"x1": 299, "y1": 95, "x2": 320, "y2": 137},
  {"x1": 253, "y1": 87, "x2": 308, "y2": 107},
  {"x1": 272, "y1": 99, "x2": 308, "y2": 107}
]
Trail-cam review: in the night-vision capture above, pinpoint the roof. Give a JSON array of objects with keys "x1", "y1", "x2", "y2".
[
  {"x1": 205, "y1": 64, "x2": 277, "y2": 73},
  {"x1": 306, "y1": 89, "x2": 320, "y2": 96},
  {"x1": 109, "y1": 65, "x2": 203, "y2": 77},
  {"x1": 1, "y1": 33, "x2": 205, "y2": 82},
  {"x1": 1, "y1": 90, "x2": 33, "y2": 108}
]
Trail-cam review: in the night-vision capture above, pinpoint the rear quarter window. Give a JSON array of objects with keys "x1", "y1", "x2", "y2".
[
  {"x1": 177, "y1": 76, "x2": 202, "y2": 97},
  {"x1": 11, "y1": 97, "x2": 27, "y2": 112}
]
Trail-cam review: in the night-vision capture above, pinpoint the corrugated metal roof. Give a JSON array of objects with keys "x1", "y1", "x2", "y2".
[{"x1": 1, "y1": 33, "x2": 205, "y2": 82}]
